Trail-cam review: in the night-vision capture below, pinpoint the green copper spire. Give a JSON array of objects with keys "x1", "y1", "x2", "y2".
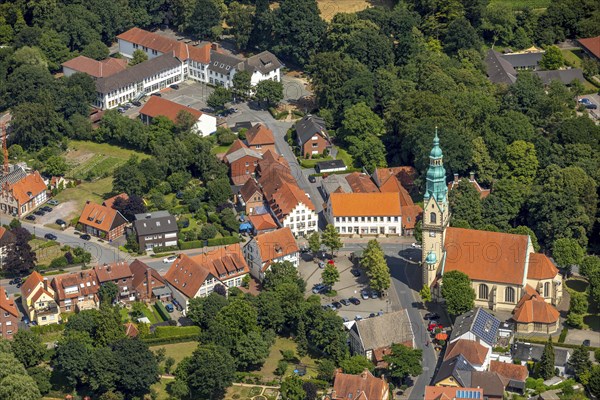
[{"x1": 424, "y1": 128, "x2": 448, "y2": 202}]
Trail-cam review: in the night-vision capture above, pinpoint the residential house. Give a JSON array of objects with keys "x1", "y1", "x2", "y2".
[
  {"x1": 21, "y1": 271, "x2": 60, "y2": 326},
  {"x1": 434, "y1": 355, "x2": 506, "y2": 399},
  {"x1": 0, "y1": 227, "x2": 15, "y2": 269},
  {"x1": 247, "y1": 213, "x2": 278, "y2": 235},
  {"x1": 448, "y1": 173, "x2": 491, "y2": 199},
  {"x1": 372, "y1": 166, "x2": 417, "y2": 193},
  {"x1": 421, "y1": 133, "x2": 562, "y2": 324},
  {"x1": 103, "y1": 193, "x2": 128, "y2": 209},
  {"x1": 244, "y1": 123, "x2": 276, "y2": 154},
  {"x1": 0, "y1": 169, "x2": 48, "y2": 217},
  {"x1": 237, "y1": 178, "x2": 264, "y2": 215},
  {"x1": 51, "y1": 270, "x2": 100, "y2": 312},
  {"x1": 424, "y1": 386, "x2": 484, "y2": 400},
  {"x1": 295, "y1": 115, "x2": 331, "y2": 157},
  {"x1": 78, "y1": 201, "x2": 128, "y2": 241},
  {"x1": 224, "y1": 140, "x2": 263, "y2": 186},
  {"x1": 578, "y1": 35, "x2": 600, "y2": 61},
  {"x1": 62, "y1": 56, "x2": 127, "y2": 78},
  {"x1": 94, "y1": 262, "x2": 135, "y2": 303},
  {"x1": 512, "y1": 285, "x2": 560, "y2": 334},
  {"x1": 0, "y1": 286, "x2": 18, "y2": 339},
  {"x1": 348, "y1": 310, "x2": 414, "y2": 367},
  {"x1": 326, "y1": 192, "x2": 403, "y2": 236},
  {"x1": 49, "y1": 176, "x2": 71, "y2": 191},
  {"x1": 344, "y1": 172, "x2": 379, "y2": 193},
  {"x1": 449, "y1": 308, "x2": 500, "y2": 350},
  {"x1": 139, "y1": 96, "x2": 216, "y2": 136},
  {"x1": 511, "y1": 342, "x2": 571, "y2": 376},
  {"x1": 444, "y1": 339, "x2": 491, "y2": 371},
  {"x1": 315, "y1": 160, "x2": 346, "y2": 174},
  {"x1": 243, "y1": 227, "x2": 299, "y2": 281},
  {"x1": 164, "y1": 244, "x2": 249, "y2": 312},
  {"x1": 489, "y1": 360, "x2": 528, "y2": 394},
  {"x1": 129, "y1": 259, "x2": 171, "y2": 303},
  {"x1": 133, "y1": 211, "x2": 179, "y2": 251},
  {"x1": 331, "y1": 369, "x2": 389, "y2": 400},
  {"x1": 240, "y1": 51, "x2": 282, "y2": 86}
]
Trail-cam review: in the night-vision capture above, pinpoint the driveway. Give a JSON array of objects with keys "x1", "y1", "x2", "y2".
[
  {"x1": 36, "y1": 200, "x2": 78, "y2": 226},
  {"x1": 565, "y1": 328, "x2": 600, "y2": 347}
]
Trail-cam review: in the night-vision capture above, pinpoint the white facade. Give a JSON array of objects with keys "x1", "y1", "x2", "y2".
[
  {"x1": 117, "y1": 38, "x2": 163, "y2": 60},
  {"x1": 326, "y1": 209, "x2": 402, "y2": 236},
  {"x1": 208, "y1": 66, "x2": 237, "y2": 88},
  {"x1": 278, "y1": 202, "x2": 318, "y2": 237},
  {"x1": 195, "y1": 114, "x2": 217, "y2": 136},
  {"x1": 243, "y1": 239, "x2": 300, "y2": 281},
  {"x1": 249, "y1": 68, "x2": 281, "y2": 86}
]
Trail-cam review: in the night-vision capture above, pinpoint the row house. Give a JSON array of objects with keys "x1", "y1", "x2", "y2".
[
  {"x1": 52, "y1": 270, "x2": 100, "y2": 313},
  {"x1": 243, "y1": 227, "x2": 299, "y2": 281},
  {"x1": 130, "y1": 260, "x2": 172, "y2": 303},
  {"x1": 0, "y1": 286, "x2": 18, "y2": 339},
  {"x1": 78, "y1": 201, "x2": 128, "y2": 241},
  {"x1": 164, "y1": 244, "x2": 249, "y2": 313},
  {"x1": 94, "y1": 262, "x2": 135, "y2": 303},
  {"x1": 0, "y1": 168, "x2": 48, "y2": 218},
  {"x1": 224, "y1": 140, "x2": 263, "y2": 186},
  {"x1": 21, "y1": 271, "x2": 60, "y2": 326},
  {"x1": 245, "y1": 123, "x2": 276, "y2": 154}
]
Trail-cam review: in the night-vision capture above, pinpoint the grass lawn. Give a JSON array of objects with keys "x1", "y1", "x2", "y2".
[
  {"x1": 39, "y1": 330, "x2": 64, "y2": 345},
  {"x1": 258, "y1": 337, "x2": 318, "y2": 381},
  {"x1": 151, "y1": 377, "x2": 173, "y2": 400},
  {"x1": 224, "y1": 385, "x2": 254, "y2": 400},
  {"x1": 120, "y1": 307, "x2": 130, "y2": 323},
  {"x1": 336, "y1": 148, "x2": 354, "y2": 168},
  {"x1": 30, "y1": 239, "x2": 63, "y2": 266},
  {"x1": 562, "y1": 49, "x2": 583, "y2": 68},
  {"x1": 149, "y1": 341, "x2": 198, "y2": 368},
  {"x1": 180, "y1": 213, "x2": 200, "y2": 233},
  {"x1": 566, "y1": 278, "x2": 599, "y2": 330},
  {"x1": 298, "y1": 156, "x2": 333, "y2": 169},
  {"x1": 490, "y1": 0, "x2": 549, "y2": 9},
  {"x1": 211, "y1": 144, "x2": 232, "y2": 155},
  {"x1": 54, "y1": 177, "x2": 113, "y2": 220}
]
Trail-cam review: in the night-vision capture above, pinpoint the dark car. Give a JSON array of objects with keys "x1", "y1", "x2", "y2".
[
  {"x1": 8, "y1": 280, "x2": 15, "y2": 285},
  {"x1": 80, "y1": 234, "x2": 91, "y2": 240},
  {"x1": 350, "y1": 269, "x2": 361, "y2": 277},
  {"x1": 16, "y1": 282, "x2": 22, "y2": 288},
  {"x1": 349, "y1": 297, "x2": 361, "y2": 305},
  {"x1": 583, "y1": 339, "x2": 591, "y2": 347},
  {"x1": 44, "y1": 233, "x2": 57, "y2": 241},
  {"x1": 340, "y1": 299, "x2": 350, "y2": 306},
  {"x1": 165, "y1": 304, "x2": 174, "y2": 313},
  {"x1": 34, "y1": 210, "x2": 45, "y2": 216},
  {"x1": 132, "y1": 101, "x2": 142, "y2": 106},
  {"x1": 151, "y1": 92, "x2": 162, "y2": 97},
  {"x1": 332, "y1": 301, "x2": 342, "y2": 309},
  {"x1": 369, "y1": 313, "x2": 377, "y2": 318},
  {"x1": 370, "y1": 290, "x2": 379, "y2": 299},
  {"x1": 41, "y1": 206, "x2": 53, "y2": 212},
  {"x1": 170, "y1": 84, "x2": 180, "y2": 90},
  {"x1": 201, "y1": 107, "x2": 215, "y2": 113},
  {"x1": 56, "y1": 219, "x2": 66, "y2": 226},
  {"x1": 25, "y1": 215, "x2": 36, "y2": 221},
  {"x1": 424, "y1": 312, "x2": 441, "y2": 320},
  {"x1": 308, "y1": 175, "x2": 316, "y2": 183}
]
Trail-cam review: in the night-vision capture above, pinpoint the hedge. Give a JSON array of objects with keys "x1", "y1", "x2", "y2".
[
  {"x1": 514, "y1": 338, "x2": 597, "y2": 351},
  {"x1": 178, "y1": 240, "x2": 204, "y2": 250},
  {"x1": 142, "y1": 335, "x2": 200, "y2": 345},
  {"x1": 31, "y1": 324, "x2": 65, "y2": 335},
  {"x1": 152, "y1": 245, "x2": 178, "y2": 254},
  {"x1": 153, "y1": 325, "x2": 200, "y2": 338},
  {"x1": 154, "y1": 301, "x2": 171, "y2": 322},
  {"x1": 558, "y1": 327, "x2": 568, "y2": 343},
  {"x1": 206, "y1": 236, "x2": 240, "y2": 246}
]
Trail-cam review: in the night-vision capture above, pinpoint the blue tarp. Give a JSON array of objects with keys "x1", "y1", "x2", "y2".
[{"x1": 239, "y1": 221, "x2": 253, "y2": 232}]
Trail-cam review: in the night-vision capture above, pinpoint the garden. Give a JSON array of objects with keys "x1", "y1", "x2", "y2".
[{"x1": 566, "y1": 278, "x2": 600, "y2": 331}]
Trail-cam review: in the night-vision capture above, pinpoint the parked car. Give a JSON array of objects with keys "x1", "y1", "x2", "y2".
[
  {"x1": 117, "y1": 107, "x2": 125, "y2": 113},
  {"x1": 579, "y1": 98, "x2": 598, "y2": 109},
  {"x1": 318, "y1": 261, "x2": 325, "y2": 269},
  {"x1": 44, "y1": 233, "x2": 57, "y2": 241},
  {"x1": 411, "y1": 242, "x2": 422, "y2": 249},
  {"x1": 370, "y1": 290, "x2": 379, "y2": 299},
  {"x1": 201, "y1": 107, "x2": 215, "y2": 113},
  {"x1": 33, "y1": 210, "x2": 45, "y2": 216},
  {"x1": 151, "y1": 92, "x2": 161, "y2": 97},
  {"x1": 48, "y1": 199, "x2": 59, "y2": 206},
  {"x1": 332, "y1": 301, "x2": 342, "y2": 309},
  {"x1": 16, "y1": 282, "x2": 22, "y2": 288},
  {"x1": 340, "y1": 299, "x2": 350, "y2": 306},
  {"x1": 343, "y1": 317, "x2": 349, "y2": 323},
  {"x1": 308, "y1": 175, "x2": 316, "y2": 183},
  {"x1": 41, "y1": 206, "x2": 52, "y2": 212},
  {"x1": 424, "y1": 312, "x2": 441, "y2": 320},
  {"x1": 170, "y1": 84, "x2": 180, "y2": 90},
  {"x1": 349, "y1": 297, "x2": 361, "y2": 305},
  {"x1": 350, "y1": 269, "x2": 361, "y2": 277},
  {"x1": 361, "y1": 289, "x2": 370, "y2": 300},
  {"x1": 165, "y1": 304, "x2": 174, "y2": 313},
  {"x1": 583, "y1": 339, "x2": 591, "y2": 347},
  {"x1": 312, "y1": 283, "x2": 326, "y2": 294},
  {"x1": 369, "y1": 313, "x2": 377, "y2": 318},
  {"x1": 354, "y1": 315, "x2": 363, "y2": 321},
  {"x1": 163, "y1": 255, "x2": 177, "y2": 264},
  {"x1": 55, "y1": 219, "x2": 66, "y2": 226},
  {"x1": 80, "y1": 234, "x2": 91, "y2": 240},
  {"x1": 132, "y1": 101, "x2": 142, "y2": 106},
  {"x1": 25, "y1": 215, "x2": 36, "y2": 221}
]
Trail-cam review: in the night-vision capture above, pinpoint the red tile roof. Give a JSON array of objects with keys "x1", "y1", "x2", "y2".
[
  {"x1": 124, "y1": 322, "x2": 139, "y2": 338},
  {"x1": 424, "y1": 386, "x2": 484, "y2": 400},
  {"x1": 266, "y1": 182, "x2": 315, "y2": 222},
  {"x1": 79, "y1": 201, "x2": 127, "y2": 233},
  {"x1": 21, "y1": 271, "x2": 45, "y2": 299},
  {"x1": 30, "y1": 287, "x2": 54, "y2": 305},
  {"x1": 130, "y1": 259, "x2": 166, "y2": 299},
  {"x1": 332, "y1": 369, "x2": 388, "y2": 400},
  {"x1": 448, "y1": 175, "x2": 491, "y2": 199},
  {"x1": 254, "y1": 227, "x2": 299, "y2": 264},
  {"x1": 527, "y1": 253, "x2": 559, "y2": 280},
  {"x1": 0, "y1": 286, "x2": 18, "y2": 317},
  {"x1": 578, "y1": 36, "x2": 600, "y2": 59},
  {"x1": 329, "y1": 192, "x2": 402, "y2": 217},
  {"x1": 402, "y1": 205, "x2": 422, "y2": 230},
  {"x1": 94, "y1": 261, "x2": 132, "y2": 283},
  {"x1": 62, "y1": 56, "x2": 127, "y2": 78},
  {"x1": 345, "y1": 172, "x2": 379, "y2": 193},
  {"x1": 444, "y1": 227, "x2": 529, "y2": 285},
  {"x1": 239, "y1": 178, "x2": 262, "y2": 203},
  {"x1": 246, "y1": 123, "x2": 275, "y2": 147},
  {"x1": 139, "y1": 96, "x2": 202, "y2": 123},
  {"x1": 444, "y1": 339, "x2": 489, "y2": 366},
  {"x1": 490, "y1": 360, "x2": 529, "y2": 382},
  {"x1": 512, "y1": 285, "x2": 559, "y2": 324},
  {"x1": 375, "y1": 166, "x2": 417, "y2": 189},
  {"x1": 248, "y1": 213, "x2": 278, "y2": 231},
  {"x1": 9, "y1": 171, "x2": 47, "y2": 206},
  {"x1": 51, "y1": 270, "x2": 100, "y2": 301},
  {"x1": 103, "y1": 193, "x2": 129, "y2": 209}
]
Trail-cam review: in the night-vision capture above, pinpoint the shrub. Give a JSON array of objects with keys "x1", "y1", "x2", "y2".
[
  {"x1": 268, "y1": 107, "x2": 278, "y2": 118},
  {"x1": 199, "y1": 224, "x2": 218, "y2": 240},
  {"x1": 152, "y1": 245, "x2": 179, "y2": 254},
  {"x1": 178, "y1": 240, "x2": 204, "y2": 250},
  {"x1": 31, "y1": 324, "x2": 65, "y2": 335},
  {"x1": 154, "y1": 301, "x2": 172, "y2": 322},
  {"x1": 216, "y1": 127, "x2": 236, "y2": 145},
  {"x1": 153, "y1": 326, "x2": 200, "y2": 338},
  {"x1": 49, "y1": 256, "x2": 68, "y2": 269},
  {"x1": 558, "y1": 327, "x2": 568, "y2": 343},
  {"x1": 206, "y1": 236, "x2": 240, "y2": 246},
  {"x1": 275, "y1": 360, "x2": 288, "y2": 376}
]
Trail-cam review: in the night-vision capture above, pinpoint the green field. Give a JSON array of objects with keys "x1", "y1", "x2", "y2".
[
  {"x1": 258, "y1": 337, "x2": 318, "y2": 381},
  {"x1": 149, "y1": 341, "x2": 198, "y2": 368},
  {"x1": 211, "y1": 144, "x2": 232, "y2": 155},
  {"x1": 54, "y1": 177, "x2": 113, "y2": 220},
  {"x1": 490, "y1": 0, "x2": 550, "y2": 10}
]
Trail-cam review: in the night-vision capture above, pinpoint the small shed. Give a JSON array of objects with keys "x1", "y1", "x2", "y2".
[{"x1": 316, "y1": 159, "x2": 346, "y2": 173}]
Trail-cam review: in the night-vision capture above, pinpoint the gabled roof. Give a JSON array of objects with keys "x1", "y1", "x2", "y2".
[
  {"x1": 501, "y1": 52, "x2": 543, "y2": 68},
  {"x1": 345, "y1": 172, "x2": 379, "y2": 193},
  {"x1": 470, "y1": 371, "x2": 505, "y2": 398},
  {"x1": 444, "y1": 227, "x2": 529, "y2": 286},
  {"x1": 329, "y1": 192, "x2": 402, "y2": 217},
  {"x1": 424, "y1": 386, "x2": 484, "y2": 400},
  {"x1": 51, "y1": 270, "x2": 99, "y2": 301},
  {"x1": 511, "y1": 342, "x2": 570, "y2": 366},
  {"x1": 332, "y1": 369, "x2": 388, "y2": 400},
  {"x1": 434, "y1": 354, "x2": 475, "y2": 387},
  {"x1": 266, "y1": 182, "x2": 315, "y2": 221},
  {"x1": 140, "y1": 96, "x2": 202, "y2": 122},
  {"x1": 30, "y1": 287, "x2": 54, "y2": 305},
  {"x1": 62, "y1": 56, "x2": 127, "y2": 78},
  {"x1": 450, "y1": 308, "x2": 500, "y2": 347},
  {"x1": 489, "y1": 360, "x2": 528, "y2": 382},
  {"x1": 252, "y1": 227, "x2": 299, "y2": 264},
  {"x1": 103, "y1": 193, "x2": 128, "y2": 208},
  {"x1": 209, "y1": 50, "x2": 244, "y2": 75},
  {"x1": 130, "y1": 259, "x2": 166, "y2": 295},
  {"x1": 485, "y1": 50, "x2": 517, "y2": 85},
  {"x1": 79, "y1": 201, "x2": 128, "y2": 233},
  {"x1": 133, "y1": 212, "x2": 178, "y2": 236},
  {"x1": 352, "y1": 310, "x2": 413, "y2": 350},
  {"x1": 94, "y1": 262, "x2": 132, "y2": 282},
  {"x1": 224, "y1": 142, "x2": 262, "y2": 164},
  {"x1": 0, "y1": 286, "x2": 18, "y2": 317},
  {"x1": 21, "y1": 271, "x2": 45, "y2": 299},
  {"x1": 448, "y1": 175, "x2": 491, "y2": 199},
  {"x1": 245, "y1": 123, "x2": 274, "y2": 146},
  {"x1": 248, "y1": 213, "x2": 278, "y2": 231},
  {"x1": 241, "y1": 51, "x2": 282, "y2": 75},
  {"x1": 444, "y1": 339, "x2": 489, "y2": 366},
  {"x1": 374, "y1": 166, "x2": 417, "y2": 189},
  {"x1": 239, "y1": 178, "x2": 262, "y2": 202},
  {"x1": 534, "y1": 69, "x2": 585, "y2": 85},
  {"x1": 322, "y1": 174, "x2": 352, "y2": 196},
  {"x1": 401, "y1": 205, "x2": 422, "y2": 230},
  {"x1": 9, "y1": 171, "x2": 47, "y2": 206},
  {"x1": 527, "y1": 253, "x2": 558, "y2": 280},
  {"x1": 578, "y1": 36, "x2": 600, "y2": 59},
  {"x1": 512, "y1": 285, "x2": 559, "y2": 324},
  {"x1": 124, "y1": 322, "x2": 139, "y2": 338},
  {"x1": 295, "y1": 115, "x2": 329, "y2": 145}
]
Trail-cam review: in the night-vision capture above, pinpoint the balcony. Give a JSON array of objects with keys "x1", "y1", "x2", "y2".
[{"x1": 36, "y1": 305, "x2": 59, "y2": 316}]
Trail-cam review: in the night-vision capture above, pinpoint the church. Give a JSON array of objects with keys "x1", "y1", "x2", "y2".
[{"x1": 421, "y1": 132, "x2": 563, "y2": 334}]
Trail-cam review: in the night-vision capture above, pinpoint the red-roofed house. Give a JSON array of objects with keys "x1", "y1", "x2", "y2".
[
  {"x1": 331, "y1": 369, "x2": 389, "y2": 400},
  {"x1": 62, "y1": 56, "x2": 127, "y2": 78},
  {"x1": 448, "y1": 173, "x2": 491, "y2": 199},
  {"x1": 139, "y1": 96, "x2": 216, "y2": 136},
  {"x1": 78, "y1": 201, "x2": 128, "y2": 240},
  {"x1": 21, "y1": 271, "x2": 60, "y2": 326},
  {"x1": 248, "y1": 213, "x2": 278, "y2": 235},
  {"x1": 94, "y1": 262, "x2": 135, "y2": 302},
  {"x1": 130, "y1": 259, "x2": 171, "y2": 303},
  {"x1": 0, "y1": 170, "x2": 48, "y2": 217},
  {"x1": 244, "y1": 123, "x2": 275, "y2": 154},
  {"x1": 51, "y1": 270, "x2": 100, "y2": 312},
  {"x1": 0, "y1": 286, "x2": 18, "y2": 339},
  {"x1": 578, "y1": 36, "x2": 600, "y2": 61},
  {"x1": 237, "y1": 178, "x2": 264, "y2": 215},
  {"x1": 424, "y1": 386, "x2": 484, "y2": 400},
  {"x1": 225, "y1": 140, "x2": 263, "y2": 186},
  {"x1": 372, "y1": 166, "x2": 417, "y2": 191},
  {"x1": 243, "y1": 227, "x2": 300, "y2": 281}
]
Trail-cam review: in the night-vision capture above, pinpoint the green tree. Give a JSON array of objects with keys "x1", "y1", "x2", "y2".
[
  {"x1": 471, "y1": 137, "x2": 497, "y2": 186},
  {"x1": 361, "y1": 240, "x2": 390, "y2": 293},
  {"x1": 99, "y1": 282, "x2": 119, "y2": 305},
  {"x1": 206, "y1": 177, "x2": 232, "y2": 206},
  {"x1": 130, "y1": 49, "x2": 148, "y2": 66},
  {"x1": 0, "y1": 373, "x2": 42, "y2": 400},
  {"x1": 280, "y1": 375, "x2": 306, "y2": 400},
  {"x1": 589, "y1": 365, "x2": 600, "y2": 398},
  {"x1": 44, "y1": 155, "x2": 68, "y2": 176},
  {"x1": 539, "y1": 336, "x2": 555, "y2": 379},
  {"x1": 27, "y1": 366, "x2": 51, "y2": 395},
  {"x1": 481, "y1": 3, "x2": 517, "y2": 45},
  {"x1": 552, "y1": 238, "x2": 584, "y2": 270},
  {"x1": 414, "y1": 220, "x2": 422, "y2": 243},
  {"x1": 443, "y1": 17, "x2": 481, "y2": 54},
  {"x1": 322, "y1": 263, "x2": 340, "y2": 288},
  {"x1": 11, "y1": 46, "x2": 48, "y2": 68},
  {"x1": 234, "y1": 330, "x2": 272, "y2": 371},
  {"x1": 81, "y1": 40, "x2": 109, "y2": 60},
  {"x1": 539, "y1": 46, "x2": 564, "y2": 70},
  {"x1": 321, "y1": 224, "x2": 342, "y2": 258},
  {"x1": 347, "y1": 134, "x2": 387, "y2": 172},
  {"x1": 88, "y1": 346, "x2": 118, "y2": 394},
  {"x1": 187, "y1": 292, "x2": 229, "y2": 330},
  {"x1": 53, "y1": 334, "x2": 92, "y2": 386},
  {"x1": 569, "y1": 291, "x2": 588, "y2": 315},
  {"x1": 111, "y1": 338, "x2": 159, "y2": 397},
  {"x1": 580, "y1": 256, "x2": 600, "y2": 279},
  {"x1": 568, "y1": 345, "x2": 592, "y2": 382},
  {"x1": 177, "y1": 345, "x2": 236, "y2": 399},
  {"x1": 11, "y1": 330, "x2": 45, "y2": 368},
  {"x1": 207, "y1": 87, "x2": 232, "y2": 110},
  {"x1": 449, "y1": 179, "x2": 484, "y2": 229},
  {"x1": 420, "y1": 285, "x2": 432, "y2": 303},
  {"x1": 186, "y1": 0, "x2": 222, "y2": 40},
  {"x1": 339, "y1": 102, "x2": 385, "y2": 139},
  {"x1": 254, "y1": 80, "x2": 284, "y2": 107},
  {"x1": 340, "y1": 355, "x2": 373, "y2": 374},
  {"x1": 382, "y1": 343, "x2": 423, "y2": 384},
  {"x1": 4, "y1": 227, "x2": 36, "y2": 276},
  {"x1": 441, "y1": 271, "x2": 476, "y2": 316},
  {"x1": 262, "y1": 261, "x2": 305, "y2": 292},
  {"x1": 508, "y1": 226, "x2": 540, "y2": 252},
  {"x1": 227, "y1": 2, "x2": 255, "y2": 50},
  {"x1": 38, "y1": 29, "x2": 71, "y2": 71},
  {"x1": 232, "y1": 70, "x2": 252, "y2": 100},
  {"x1": 500, "y1": 141, "x2": 538, "y2": 186},
  {"x1": 308, "y1": 232, "x2": 321, "y2": 256}
]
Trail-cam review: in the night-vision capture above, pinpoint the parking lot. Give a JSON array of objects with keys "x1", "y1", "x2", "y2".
[{"x1": 299, "y1": 251, "x2": 395, "y2": 321}]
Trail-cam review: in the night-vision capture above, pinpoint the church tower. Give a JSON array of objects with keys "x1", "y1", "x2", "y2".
[{"x1": 422, "y1": 129, "x2": 450, "y2": 288}]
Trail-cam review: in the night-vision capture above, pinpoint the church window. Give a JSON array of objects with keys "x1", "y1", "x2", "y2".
[
  {"x1": 544, "y1": 282, "x2": 550, "y2": 297},
  {"x1": 479, "y1": 284, "x2": 489, "y2": 300},
  {"x1": 430, "y1": 212, "x2": 437, "y2": 224},
  {"x1": 505, "y1": 287, "x2": 515, "y2": 303}
]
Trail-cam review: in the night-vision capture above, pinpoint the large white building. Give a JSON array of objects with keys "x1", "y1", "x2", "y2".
[{"x1": 325, "y1": 192, "x2": 403, "y2": 236}]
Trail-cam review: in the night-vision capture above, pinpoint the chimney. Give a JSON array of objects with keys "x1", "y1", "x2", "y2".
[
  {"x1": 211, "y1": 43, "x2": 219, "y2": 51},
  {"x1": 146, "y1": 213, "x2": 151, "y2": 219},
  {"x1": 43, "y1": 278, "x2": 48, "y2": 291},
  {"x1": 469, "y1": 171, "x2": 475, "y2": 181},
  {"x1": 453, "y1": 173, "x2": 459, "y2": 183},
  {"x1": 107, "y1": 265, "x2": 111, "y2": 272}
]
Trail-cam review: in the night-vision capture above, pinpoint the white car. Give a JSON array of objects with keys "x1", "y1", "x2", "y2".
[
  {"x1": 411, "y1": 243, "x2": 422, "y2": 249},
  {"x1": 163, "y1": 255, "x2": 177, "y2": 264}
]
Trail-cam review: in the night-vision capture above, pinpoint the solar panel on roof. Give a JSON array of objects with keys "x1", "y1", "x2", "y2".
[{"x1": 456, "y1": 390, "x2": 481, "y2": 399}]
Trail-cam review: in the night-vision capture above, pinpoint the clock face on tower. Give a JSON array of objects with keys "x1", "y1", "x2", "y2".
[{"x1": 429, "y1": 231, "x2": 436, "y2": 237}]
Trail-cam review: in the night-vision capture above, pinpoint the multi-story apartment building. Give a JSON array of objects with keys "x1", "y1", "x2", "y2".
[
  {"x1": 243, "y1": 227, "x2": 299, "y2": 281},
  {"x1": 52, "y1": 270, "x2": 100, "y2": 313},
  {"x1": 0, "y1": 286, "x2": 18, "y2": 339},
  {"x1": 94, "y1": 262, "x2": 135, "y2": 303},
  {"x1": 132, "y1": 211, "x2": 179, "y2": 251}
]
